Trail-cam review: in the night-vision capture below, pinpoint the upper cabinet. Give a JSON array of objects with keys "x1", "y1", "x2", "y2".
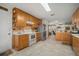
[
  {"x1": 72, "y1": 8, "x2": 79, "y2": 26},
  {"x1": 76, "y1": 8, "x2": 79, "y2": 25},
  {"x1": 13, "y1": 8, "x2": 27, "y2": 30},
  {"x1": 12, "y1": 8, "x2": 42, "y2": 30},
  {"x1": 29, "y1": 15, "x2": 42, "y2": 28}
]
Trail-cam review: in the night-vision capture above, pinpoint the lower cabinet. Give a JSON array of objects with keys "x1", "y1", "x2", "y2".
[
  {"x1": 55, "y1": 32, "x2": 71, "y2": 45},
  {"x1": 62, "y1": 32, "x2": 72, "y2": 45},
  {"x1": 36, "y1": 32, "x2": 41, "y2": 42},
  {"x1": 12, "y1": 34, "x2": 29, "y2": 51},
  {"x1": 55, "y1": 32, "x2": 63, "y2": 41},
  {"x1": 72, "y1": 36, "x2": 79, "y2": 55}
]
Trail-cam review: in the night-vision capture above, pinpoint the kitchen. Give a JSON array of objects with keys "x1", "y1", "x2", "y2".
[{"x1": 0, "y1": 3, "x2": 79, "y2": 56}]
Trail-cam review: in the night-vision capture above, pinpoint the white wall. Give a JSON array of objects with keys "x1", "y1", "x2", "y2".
[{"x1": 0, "y1": 4, "x2": 12, "y2": 53}]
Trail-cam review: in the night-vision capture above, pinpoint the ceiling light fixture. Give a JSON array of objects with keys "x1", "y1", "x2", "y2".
[{"x1": 41, "y1": 3, "x2": 51, "y2": 12}]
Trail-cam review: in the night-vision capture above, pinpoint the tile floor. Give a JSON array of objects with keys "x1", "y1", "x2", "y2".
[{"x1": 10, "y1": 35, "x2": 75, "y2": 56}]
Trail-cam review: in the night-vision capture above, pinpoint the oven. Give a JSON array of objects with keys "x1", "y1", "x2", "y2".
[
  {"x1": 29, "y1": 33, "x2": 36, "y2": 46},
  {"x1": 31, "y1": 35, "x2": 35, "y2": 39}
]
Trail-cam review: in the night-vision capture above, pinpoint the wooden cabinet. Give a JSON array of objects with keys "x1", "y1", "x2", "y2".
[
  {"x1": 55, "y1": 32, "x2": 71, "y2": 44},
  {"x1": 13, "y1": 8, "x2": 26, "y2": 30},
  {"x1": 76, "y1": 8, "x2": 79, "y2": 26},
  {"x1": 12, "y1": 8, "x2": 42, "y2": 31},
  {"x1": 72, "y1": 36, "x2": 79, "y2": 55},
  {"x1": 12, "y1": 34, "x2": 29, "y2": 51},
  {"x1": 30, "y1": 16, "x2": 42, "y2": 28},
  {"x1": 72, "y1": 8, "x2": 79, "y2": 26},
  {"x1": 55, "y1": 32, "x2": 63, "y2": 41},
  {"x1": 72, "y1": 36, "x2": 77, "y2": 51},
  {"x1": 30, "y1": 15, "x2": 37, "y2": 28},
  {"x1": 36, "y1": 32, "x2": 41, "y2": 42},
  {"x1": 62, "y1": 32, "x2": 72, "y2": 45}
]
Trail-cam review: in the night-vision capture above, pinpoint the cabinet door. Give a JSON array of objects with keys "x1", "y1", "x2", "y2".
[
  {"x1": 21, "y1": 35, "x2": 27, "y2": 48},
  {"x1": 73, "y1": 12, "x2": 76, "y2": 24},
  {"x1": 55, "y1": 32, "x2": 63, "y2": 41},
  {"x1": 62, "y1": 32, "x2": 67, "y2": 43},
  {"x1": 72, "y1": 8, "x2": 79, "y2": 26},
  {"x1": 32, "y1": 17, "x2": 38, "y2": 28},
  {"x1": 63, "y1": 32, "x2": 71, "y2": 44},
  {"x1": 75, "y1": 39, "x2": 79, "y2": 56},
  {"x1": 14, "y1": 35, "x2": 20, "y2": 50},
  {"x1": 72, "y1": 36, "x2": 79, "y2": 55},
  {"x1": 16, "y1": 14, "x2": 26, "y2": 28},
  {"x1": 36, "y1": 32, "x2": 41, "y2": 42},
  {"x1": 26, "y1": 35, "x2": 29, "y2": 47},
  {"x1": 72, "y1": 14, "x2": 74, "y2": 24},
  {"x1": 19, "y1": 35, "x2": 25, "y2": 49},
  {"x1": 26, "y1": 14, "x2": 31, "y2": 27},
  {"x1": 72, "y1": 37, "x2": 76, "y2": 48},
  {"x1": 19, "y1": 35, "x2": 23, "y2": 50},
  {"x1": 76, "y1": 8, "x2": 79, "y2": 25},
  {"x1": 19, "y1": 35, "x2": 29, "y2": 50},
  {"x1": 22, "y1": 35, "x2": 29, "y2": 47},
  {"x1": 72, "y1": 37, "x2": 77, "y2": 53}
]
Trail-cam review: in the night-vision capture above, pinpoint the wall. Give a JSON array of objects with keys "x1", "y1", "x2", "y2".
[{"x1": 0, "y1": 4, "x2": 12, "y2": 53}]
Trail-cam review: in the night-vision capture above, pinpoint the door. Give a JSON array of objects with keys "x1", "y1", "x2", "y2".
[{"x1": 0, "y1": 9, "x2": 11, "y2": 53}]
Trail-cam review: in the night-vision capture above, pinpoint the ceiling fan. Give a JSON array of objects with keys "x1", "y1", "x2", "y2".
[{"x1": 0, "y1": 6, "x2": 8, "y2": 11}]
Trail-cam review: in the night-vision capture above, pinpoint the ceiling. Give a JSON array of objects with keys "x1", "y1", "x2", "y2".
[{"x1": 1, "y1": 3, "x2": 79, "y2": 23}]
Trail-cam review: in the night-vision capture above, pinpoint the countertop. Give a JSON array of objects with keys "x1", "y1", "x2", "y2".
[
  {"x1": 13, "y1": 31, "x2": 35, "y2": 35},
  {"x1": 72, "y1": 34, "x2": 79, "y2": 38}
]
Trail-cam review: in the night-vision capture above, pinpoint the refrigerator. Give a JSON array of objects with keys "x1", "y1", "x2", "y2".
[{"x1": 38, "y1": 24, "x2": 46, "y2": 41}]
